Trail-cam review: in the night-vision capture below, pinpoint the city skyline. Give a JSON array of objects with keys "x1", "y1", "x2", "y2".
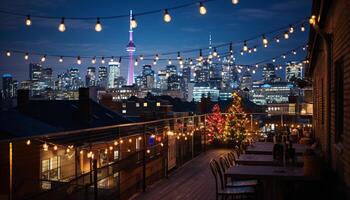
[{"x1": 0, "y1": 0, "x2": 310, "y2": 83}]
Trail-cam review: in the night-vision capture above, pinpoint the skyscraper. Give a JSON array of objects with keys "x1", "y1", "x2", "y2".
[
  {"x1": 108, "y1": 61, "x2": 121, "y2": 88},
  {"x1": 285, "y1": 61, "x2": 304, "y2": 81},
  {"x1": 2, "y1": 74, "x2": 13, "y2": 100},
  {"x1": 126, "y1": 10, "x2": 136, "y2": 85},
  {"x1": 262, "y1": 63, "x2": 277, "y2": 82},
  {"x1": 98, "y1": 66, "x2": 108, "y2": 88},
  {"x1": 86, "y1": 67, "x2": 96, "y2": 87}
]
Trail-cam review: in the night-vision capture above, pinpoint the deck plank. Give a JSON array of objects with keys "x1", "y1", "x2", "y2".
[{"x1": 132, "y1": 149, "x2": 230, "y2": 200}]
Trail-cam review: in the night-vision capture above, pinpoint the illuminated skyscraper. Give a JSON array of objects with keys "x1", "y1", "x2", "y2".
[{"x1": 126, "y1": 10, "x2": 136, "y2": 85}]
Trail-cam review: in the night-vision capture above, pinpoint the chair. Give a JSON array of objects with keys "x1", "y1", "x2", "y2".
[{"x1": 209, "y1": 159, "x2": 256, "y2": 200}]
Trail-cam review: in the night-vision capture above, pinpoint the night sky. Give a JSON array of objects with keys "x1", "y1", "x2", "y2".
[{"x1": 0, "y1": 0, "x2": 311, "y2": 85}]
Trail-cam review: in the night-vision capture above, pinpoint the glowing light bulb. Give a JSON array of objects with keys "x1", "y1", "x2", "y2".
[
  {"x1": 92, "y1": 56, "x2": 96, "y2": 64},
  {"x1": 26, "y1": 140, "x2": 31, "y2": 145},
  {"x1": 252, "y1": 70, "x2": 256, "y2": 74},
  {"x1": 59, "y1": 56, "x2": 63, "y2": 63},
  {"x1": 25, "y1": 15, "x2": 32, "y2": 26},
  {"x1": 163, "y1": 9, "x2": 171, "y2": 23},
  {"x1": 232, "y1": 0, "x2": 239, "y2": 4},
  {"x1": 272, "y1": 59, "x2": 276, "y2": 62},
  {"x1": 58, "y1": 18, "x2": 66, "y2": 32},
  {"x1": 95, "y1": 18, "x2": 102, "y2": 32},
  {"x1": 43, "y1": 143, "x2": 48, "y2": 151},
  {"x1": 275, "y1": 37, "x2": 280, "y2": 43},
  {"x1": 253, "y1": 46, "x2": 257, "y2": 52},
  {"x1": 264, "y1": 44, "x2": 268, "y2": 48},
  {"x1": 177, "y1": 52, "x2": 181, "y2": 60},
  {"x1": 284, "y1": 31, "x2": 289, "y2": 39},
  {"x1": 101, "y1": 57, "x2": 105, "y2": 64},
  {"x1": 292, "y1": 50, "x2": 297, "y2": 55},
  {"x1": 289, "y1": 25, "x2": 294, "y2": 33},
  {"x1": 140, "y1": 55, "x2": 144, "y2": 60},
  {"x1": 24, "y1": 53, "x2": 29, "y2": 60},
  {"x1": 77, "y1": 56, "x2": 81, "y2": 65},
  {"x1": 153, "y1": 59, "x2": 157, "y2": 65},
  {"x1": 309, "y1": 15, "x2": 316, "y2": 25},
  {"x1": 155, "y1": 54, "x2": 159, "y2": 61},
  {"x1": 135, "y1": 59, "x2": 138, "y2": 66},
  {"x1": 131, "y1": 15, "x2": 137, "y2": 28},
  {"x1": 168, "y1": 59, "x2": 172, "y2": 65},
  {"x1": 212, "y1": 47, "x2": 218, "y2": 57},
  {"x1": 41, "y1": 55, "x2": 46, "y2": 62},
  {"x1": 240, "y1": 51, "x2": 244, "y2": 56},
  {"x1": 54, "y1": 145, "x2": 58, "y2": 151},
  {"x1": 243, "y1": 41, "x2": 248, "y2": 51},
  {"x1": 199, "y1": 2, "x2": 207, "y2": 15},
  {"x1": 282, "y1": 54, "x2": 286, "y2": 59},
  {"x1": 301, "y1": 24, "x2": 305, "y2": 32},
  {"x1": 262, "y1": 35, "x2": 268, "y2": 45},
  {"x1": 179, "y1": 59, "x2": 183, "y2": 65}
]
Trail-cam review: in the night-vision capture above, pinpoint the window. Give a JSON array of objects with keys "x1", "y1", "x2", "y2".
[
  {"x1": 136, "y1": 102, "x2": 140, "y2": 107},
  {"x1": 122, "y1": 110, "x2": 126, "y2": 114},
  {"x1": 335, "y1": 59, "x2": 344, "y2": 142},
  {"x1": 143, "y1": 102, "x2": 148, "y2": 107},
  {"x1": 113, "y1": 150, "x2": 119, "y2": 160},
  {"x1": 156, "y1": 102, "x2": 161, "y2": 107},
  {"x1": 41, "y1": 156, "x2": 61, "y2": 189},
  {"x1": 122, "y1": 103, "x2": 126, "y2": 108}
]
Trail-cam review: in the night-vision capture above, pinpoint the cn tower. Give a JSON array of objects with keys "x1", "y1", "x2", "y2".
[{"x1": 126, "y1": 10, "x2": 136, "y2": 85}]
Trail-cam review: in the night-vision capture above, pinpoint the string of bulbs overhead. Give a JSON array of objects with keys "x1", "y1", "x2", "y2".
[
  {"x1": 0, "y1": 0, "x2": 239, "y2": 32},
  {"x1": 1, "y1": 17, "x2": 308, "y2": 66}
]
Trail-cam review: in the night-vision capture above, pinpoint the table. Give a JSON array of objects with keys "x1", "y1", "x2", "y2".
[
  {"x1": 225, "y1": 165, "x2": 318, "y2": 200},
  {"x1": 237, "y1": 154, "x2": 303, "y2": 166},
  {"x1": 246, "y1": 142, "x2": 308, "y2": 155}
]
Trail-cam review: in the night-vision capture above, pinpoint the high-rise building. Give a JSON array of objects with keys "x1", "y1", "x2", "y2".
[
  {"x1": 108, "y1": 61, "x2": 121, "y2": 88},
  {"x1": 86, "y1": 67, "x2": 96, "y2": 87},
  {"x1": 262, "y1": 63, "x2": 277, "y2": 82},
  {"x1": 194, "y1": 62, "x2": 210, "y2": 83},
  {"x1": 126, "y1": 10, "x2": 136, "y2": 85},
  {"x1": 141, "y1": 65, "x2": 155, "y2": 90},
  {"x1": 192, "y1": 82, "x2": 219, "y2": 102},
  {"x1": 285, "y1": 61, "x2": 304, "y2": 81},
  {"x1": 98, "y1": 66, "x2": 108, "y2": 88},
  {"x1": 2, "y1": 74, "x2": 13, "y2": 100},
  {"x1": 69, "y1": 68, "x2": 83, "y2": 90},
  {"x1": 240, "y1": 71, "x2": 253, "y2": 91},
  {"x1": 167, "y1": 74, "x2": 181, "y2": 91},
  {"x1": 157, "y1": 70, "x2": 168, "y2": 90},
  {"x1": 166, "y1": 65, "x2": 177, "y2": 77},
  {"x1": 251, "y1": 81, "x2": 296, "y2": 105},
  {"x1": 29, "y1": 63, "x2": 42, "y2": 81},
  {"x1": 221, "y1": 57, "x2": 239, "y2": 89}
]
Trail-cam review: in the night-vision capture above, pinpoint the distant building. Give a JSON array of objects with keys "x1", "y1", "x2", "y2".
[
  {"x1": 240, "y1": 71, "x2": 253, "y2": 91},
  {"x1": 2, "y1": 74, "x2": 15, "y2": 100},
  {"x1": 285, "y1": 61, "x2": 304, "y2": 81},
  {"x1": 98, "y1": 66, "x2": 108, "y2": 88},
  {"x1": 85, "y1": 67, "x2": 96, "y2": 87},
  {"x1": 157, "y1": 70, "x2": 168, "y2": 90},
  {"x1": 262, "y1": 63, "x2": 277, "y2": 82},
  {"x1": 108, "y1": 61, "x2": 121, "y2": 88},
  {"x1": 192, "y1": 82, "x2": 219, "y2": 102},
  {"x1": 141, "y1": 65, "x2": 155, "y2": 90},
  {"x1": 251, "y1": 81, "x2": 296, "y2": 105}
]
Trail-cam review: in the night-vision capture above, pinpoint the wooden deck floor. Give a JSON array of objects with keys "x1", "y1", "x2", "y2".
[{"x1": 131, "y1": 149, "x2": 230, "y2": 200}]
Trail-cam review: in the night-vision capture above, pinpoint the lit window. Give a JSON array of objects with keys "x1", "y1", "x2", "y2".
[
  {"x1": 156, "y1": 102, "x2": 161, "y2": 107},
  {"x1": 143, "y1": 102, "x2": 148, "y2": 107},
  {"x1": 136, "y1": 103, "x2": 140, "y2": 107},
  {"x1": 122, "y1": 110, "x2": 126, "y2": 114},
  {"x1": 122, "y1": 103, "x2": 126, "y2": 108}
]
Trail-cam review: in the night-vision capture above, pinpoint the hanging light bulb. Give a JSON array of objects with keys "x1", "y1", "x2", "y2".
[
  {"x1": 54, "y1": 145, "x2": 58, "y2": 151},
  {"x1": 262, "y1": 35, "x2": 268, "y2": 45},
  {"x1": 77, "y1": 56, "x2": 81, "y2": 65},
  {"x1": 58, "y1": 18, "x2": 66, "y2": 32},
  {"x1": 289, "y1": 25, "x2": 294, "y2": 33},
  {"x1": 134, "y1": 59, "x2": 138, "y2": 66},
  {"x1": 6, "y1": 50, "x2": 11, "y2": 57},
  {"x1": 282, "y1": 54, "x2": 286, "y2": 59},
  {"x1": 301, "y1": 24, "x2": 305, "y2": 32},
  {"x1": 264, "y1": 44, "x2": 268, "y2": 48},
  {"x1": 199, "y1": 2, "x2": 207, "y2": 15},
  {"x1": 177, "y1": 52, "x2": 181, "y2": 60},
  {"x1": 101, "y1": 57, "x2": 105, "y2": 64},
  {"x1": 232, "y1": 0, "x2": 239, "y2": 4},
  {"x1": 168, "y1": 59, "x2": 172, "y2": 65},
  {"x1": 110, "y1": 56, "x2": 114, "y2": 62},
  {"x1": 139, "y1": 55, "x2": 144, "y2": 60},
  {"x1": 179, "y1": 58, "x2": 183, "y2": 65},
  {"x1": 41, "y1": 55, "x2": 46, "y2": 62},
  {"x1": 198, "y1": 49, "x2": 203, "y2": 61},
  {"x1": 95, "y1": 18, "x2": 102, "y2": 32},
  {"x1": 279, "y1": 66, "x2": 283, "y2": 69},
  {"x1": 153, "y1": 59, "x2": 157, "y2": 65},
  {"x1": 248, "y1": 48, "x2": 252, "y2": 53},
  {"x1": 275, "y1": 37, "x2": 280, "y2": 43},
  {"x1": 309, "y1": 15, "x2": 316, "y2": 26},
  {"x1": 240, "y1": 51, "x2": 244, "y2": 56},
  {"x1": 92, "y1": 56, "x2": 96, "y2": 64},
  {"x1": 272, "y1": 59, "x2": 276, "y2": 62},
  {"x1": 292, "y1": 50, "x2": 297, "y2": 55},
  {"x1": 25, "y1": 15, "x2": 32, "y2": 26},
  {"x1": 155, "y1": 54, "x2": 159, "y2": 61},
  {"x1": 229, "y1": 43, "x2": 233, "y2": 53},
  {"x1": 189, "y1": 59, "x2": 193, "y2": 65},
  {"x1": 131, "y1": 15, "x2": 137, "y2": 28},
  {"x1": 284, "y1": 31, "x2": 289, "y2": 39},
  {"x1": 26, "y1": 140, "x2": 31, "y2": 145},
  {"x1": 243, "y1": 40, "x2": 248, "y2": 51},
  {"x1": 43, "y1": 143, "x2": 48, "y2": 151},
  {"x1": 59, "y1": 56, "x2": 63, "y2": 63},
  {"x1": 253, "y1": 46, "x2": 257, "y2": 52},
  {"x1": 212, "y1": 47, "x2": 218, "y2": 57},
  {"x1": 252, "y1": 70, "x2": 256, "y2": 74},
  {"x1": 163, "y1": 9, "x2": 171, "y2": 23},
  {"x1": 24, "y1": 53, "x2": 29, "y2": 60}
]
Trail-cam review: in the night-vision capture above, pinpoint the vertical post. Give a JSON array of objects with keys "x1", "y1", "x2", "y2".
[
  {"x1": 9, "y1": 142, "x2": 12, "y2": 200},
  {"x1": 192, "y1": 116, "x2": 194, "y2": 159},
  {"x1": 142, "y1": 125, "x2": 147, "y2": 192},
  {"x1": 281, "y1": 114, "x2": 283, "y2": 126},
  {"x1": 75, "y1": 147, "x2": 78, "y2": 178},
  {"x1": 165, "y1": 122, "x2": 169, "y2": 178},
  {"x1": 93, "y1": 159, "x2": 98, "y2": 200},
  {"x1": 250, "y1": 114, "x2": 253, "y2": 132},
  {"x1": 204, "y1": 115, "x2": 207, "y2": 152}
]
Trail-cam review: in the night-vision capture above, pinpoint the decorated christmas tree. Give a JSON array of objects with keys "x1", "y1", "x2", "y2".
[
  {"x1": 224, "y1": 92, "x2": 249, "y2": 147},
  {"x1": 206, "y1": 104, "x2": 226, "y2": 143}
]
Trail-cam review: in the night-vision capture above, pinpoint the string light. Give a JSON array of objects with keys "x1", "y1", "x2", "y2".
[
  {"x1": 26, "y1": 140, "x2": 31, "y2": 145},
  {"x1": 177, "y1": 52, "x2": 181, "y2": 60},
  {"x1": 309, "y1": 15, "x2": 316, "y2": 26},
  {"x1": 24, "y1": 53, "x2": 29, "y2": 60},
  {"x1": 155, "y1": 54, "x2": 159, "y2": 61},
  {"x1": 212, "y1": 47, "x2": 218, "y2": 57},
  {"x1": 43, "y1": 143, "x2": 48, "y2": 151},
  {"x1": 58, "y1": 18, "x2": 66, "y2": 32},
  {"x1": 92, "y1": 56, "x2": 96, "y2": 64},
  {"x1": 25, "y1": 15, "x2": 32, "y2": 26},
  {"x1": 140, "y1": 55, "x2": 144, "y2": 60},
  {"x1": 199, "y1": 2, "x2": 207, "y2": 15},
  {"x1": 301, "y1": 24, "x2": 305, "y2": 32},
  {"x1": 95, "y1": 18, "x2": 102, "y2": 32},
  {"x1": 163, "y1": 9, "x2": 171, "y2": 23},
  {"x1": 59, "y1": 56, "x2": 63, "y2": 63},
  {"x1": 282, "y1": 54, "x2": 286, "y2": 59},
  {"x1": 153, "y1": 59, "x2": 157, "y2": 65},
  {"x1": 54, "y1": 145, "x2": 58, "y2": 151},
  {"x1": 275, "y1": 37, "x2": 280, "y2": 43},
  {"x1": 77, "y1": 56, "x2": 81, "y2": 65},
  {"x1": 41, "y1": 55, "x2": 46, "y2": 62},
  {"x1": 232, "y1": 0, "x2": 239, "y2": 4},
  {"x1": 243, "y1": 41, "x2": 248, "y2": 52},
  {"x1": 253, "y1": 46, "x2": 257, "y2": 52},
  {"x1": 6, "y1": 50, "x2": 11, "y2": 57},
  {"x1": 101, "y1": 57, "x2": 105, "y2": 64},
  {"x1": 131, "y1": 15, "x2": 137, "y2": 28},
  {"x1": 134, "y1": 59, "x2": 138, "y2": 66},
  {"x1": 262, "y1": 35, "x2": 268, "y2": 45},
  {"x1": 114, "y1": 141, "x2": 118, "y2": 146},
  {"x1": 284, "y1": 31, "x2": 289, "y2": 39},
  {"x1": 168, "y1": 59, "x2": 172, "y2": 65},
  {"x1": 289, "y1": 25, "x2": 294, "y2": 33}
]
